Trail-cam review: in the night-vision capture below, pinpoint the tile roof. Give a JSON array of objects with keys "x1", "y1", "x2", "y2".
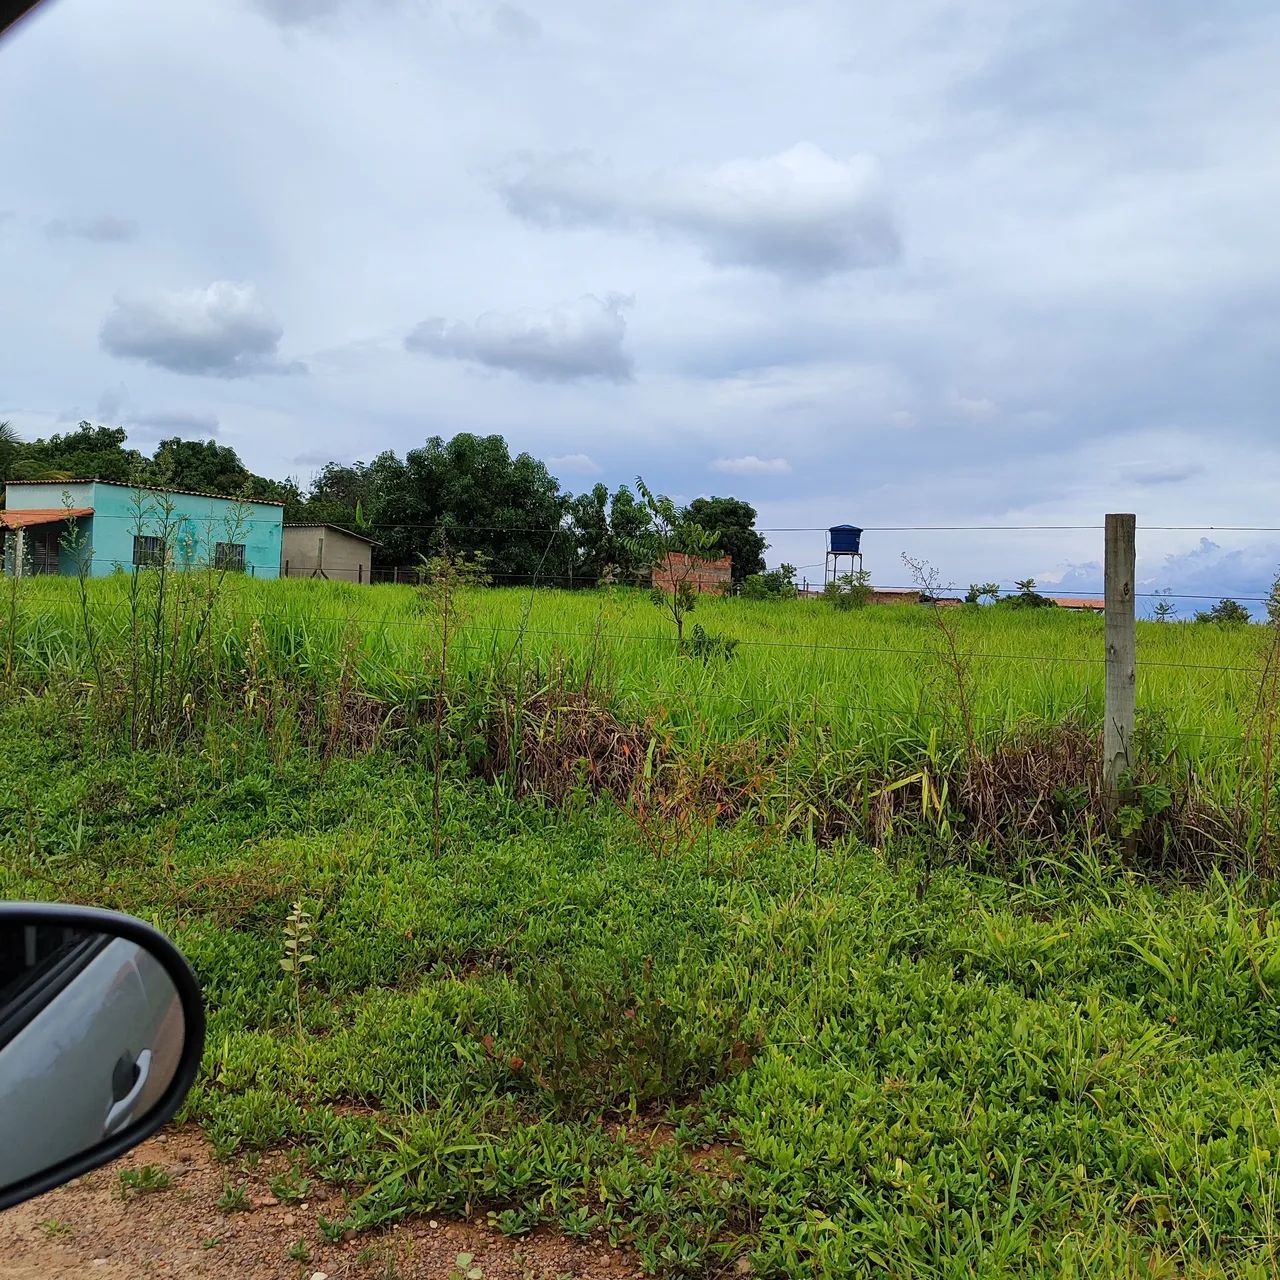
[{"x1": 1, "y1": 507, "x2": 94, "y2": 529}]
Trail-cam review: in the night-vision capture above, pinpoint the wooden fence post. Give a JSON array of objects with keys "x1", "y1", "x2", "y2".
[{"x1": 1103, "y1": 513, "x2": 1137, "y2": 815}]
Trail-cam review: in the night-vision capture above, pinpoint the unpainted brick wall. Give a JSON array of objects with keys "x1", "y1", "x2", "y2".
[{"x1": 652, "y1": 552, "x2": 733, "y2": 595}]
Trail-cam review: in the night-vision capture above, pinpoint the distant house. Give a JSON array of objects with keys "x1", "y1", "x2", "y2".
[
  {"x1": 653, "y1": 551, "x2": 733, "y2": 595},
  {"x1": 1047, "y1": 596, "x2": 1105, "y2": 613},
  {"x1": 1, "y1": 479, "x2": 283, "y2": 578},
  {"x1": 281, "y1": 523, "x2": 379, "y2": 583}
]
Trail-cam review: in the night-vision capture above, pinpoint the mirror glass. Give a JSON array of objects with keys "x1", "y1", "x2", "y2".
[{"x1": 0, "y1": 921, "x2": 188, "y2": 1195}]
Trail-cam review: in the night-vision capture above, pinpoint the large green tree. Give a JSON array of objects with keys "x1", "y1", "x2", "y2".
[
  {"x1": 4, "y1": 422, "x2": 146, "y2": 484},
  {"x1": 683, "y1": 495, "x2": 767, "y2": 582},
  {"x1": 368, "y1": 433, "x2": 570, "y2": 577},
  {"x1": 566, "y1": 482, "x2": 652, "y2": 582}
]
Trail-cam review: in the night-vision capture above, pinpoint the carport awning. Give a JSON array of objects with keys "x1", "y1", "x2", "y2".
[{"x1": 0, "y1": 507, "x2": 94, "y2": 529}]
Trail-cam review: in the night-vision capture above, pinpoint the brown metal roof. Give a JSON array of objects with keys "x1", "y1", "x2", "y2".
[
  {"x1": 1, "y1": 507, "x2": 94, "y2": 529},
  {"x1": 284, "y1": 522, "x2": 381, "y2": 546},
  {"x1": 6, "y1": 478, "x2": 286, "y2": 507}
]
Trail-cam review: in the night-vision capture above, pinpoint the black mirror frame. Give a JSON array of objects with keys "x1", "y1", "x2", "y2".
[{"x1": 0, "y1": 903, "x2": 206, "y2": 1211}]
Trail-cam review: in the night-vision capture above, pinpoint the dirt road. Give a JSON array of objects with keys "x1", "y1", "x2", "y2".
[{"x1": 0, "y1": 1129, "x2": 643, "y2": 1279}]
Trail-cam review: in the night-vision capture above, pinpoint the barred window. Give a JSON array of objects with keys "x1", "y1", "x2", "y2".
[
  {"x1": 214, "y1": 542, "x2": 246, "y2": 571},
  {"x1": 132, "y1": 535, "x2": 165, "y2": 567}
]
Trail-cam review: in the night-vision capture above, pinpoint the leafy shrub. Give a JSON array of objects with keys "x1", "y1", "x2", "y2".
[
  {"x1": 1194, "y1": 597, "x2": 1251, "y2": 625},
  {"x1": 995, "y1": 578, "x2": 1057, "y2": 609},
  {"x1": 740, "y1": 563, "x2": 798, "y2": 601},
  {"x1": 822, "y1": 569, "x2": 872, "y2": 611},
  {"x1": 688, "y1": 624, "x2": 739, "y2": 663},
  {"x1": 516, "y1": 958, "x2": 753, "y2": 1112}
]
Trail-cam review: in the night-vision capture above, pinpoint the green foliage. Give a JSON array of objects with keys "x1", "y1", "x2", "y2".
[
  {"x1": 683, "y1": 495, "x2": 767, "y2": 582},
  {"x1": 633, "y1": 476, "x2": 720, "y2": 644},
  {"x1": 1195, "y1": 597, "x2": 1252, "y2": 625},
  {"x1": 996, "y1": 578, "x2": 1058, "y2": 610},
  {"x1": 965, "y1": 581, "x2": 1001, "y2": 604},
  {"x1": 687, "y1": 623, "x2": 739, "y2": 663},
  {"x1": 565, "y1": 482, "x2": 650, "y2": 584},
  {"x1": 823, "y1": 568, "x2": 872, "y2": 610},
  {"x1": 6, "y1": 577, "x2": 1280, "y2": 1276},
  {"x1": 740, "y1": 563, "x2": 798, "y2": 601},
  {"x1": 216, "y1": 1182, "x2": 252, "y2": 1213},
  {"x1": 118, "y1": 1165, "x2": 172, "y2": 1197},
  {"x1": 363, "y1": 433, "x2": 568, "y2": 576}
]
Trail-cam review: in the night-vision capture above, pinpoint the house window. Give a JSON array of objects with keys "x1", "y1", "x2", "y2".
[
  {"x1": 132, "y1": 535, "x2": 166, "y2": 567},
  {"x1": 214, "y1": 542, "x2": 246, "y2": 571}
]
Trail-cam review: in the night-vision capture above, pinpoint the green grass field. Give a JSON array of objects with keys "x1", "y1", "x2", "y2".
[{"x1": 4, "y1": 574, "x2": 1280, "y2": 1276}]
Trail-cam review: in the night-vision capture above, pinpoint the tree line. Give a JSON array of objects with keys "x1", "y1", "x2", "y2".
[{"x1": 0, "y1": 420, "x2": 769, "y2": 584}]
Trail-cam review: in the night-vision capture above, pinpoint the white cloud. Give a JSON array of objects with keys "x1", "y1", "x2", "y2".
[
  {"x1": 99, "y1": 282, "x2": 303, "y2": 378},
  {"x1": 501, "y1": 143, "x2": 900, "y2": 280},
  {"x1": 548, "y1": 452, "x2": 601, "y2": 474},
  {"x1": 712, "y1": 455, "x2": 792, "y2": 475},
  {"x1": 954, "y1": 395, "x2": 998, "y2": 421},
  {"x1": 889, "y1": 409, "x2": 916, "y2": 429},
  {"x1": 405, "y1": 293, "x2": 633, "y2": 382}
]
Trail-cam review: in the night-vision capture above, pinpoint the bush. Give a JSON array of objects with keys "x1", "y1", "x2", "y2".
[
  {"x1": 1194, "y1": 598, "x2": 1251, "y2": 625},
  {"x1": 996, "y1": 578, "x2": 1057, "y2": 610},
  {"x1": 740, "y1": 563, "x2": 798, "y2": 601},
  {"x1": 823, "y1": 569, "x2": 872, "y2": 611}
]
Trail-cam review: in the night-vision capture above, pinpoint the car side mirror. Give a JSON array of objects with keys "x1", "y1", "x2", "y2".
[{"x1": 0, "y1": 904, "x2": 205, "y2": 1211}]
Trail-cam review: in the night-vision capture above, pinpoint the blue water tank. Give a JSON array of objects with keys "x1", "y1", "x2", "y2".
[{"x1": 829, "y1": 524, "x2": 863, "y2": 554}]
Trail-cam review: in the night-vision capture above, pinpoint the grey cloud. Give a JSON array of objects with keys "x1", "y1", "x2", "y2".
[
  {"x1": 99, "y1": 282, "x2": 304, "y2": 378},
  {"x1": 405, "y1": 293, "x2": 633, "y2": 382},
  {"x1": 130, "y1": 410, "x2": 221, "y2": 437},
  {"x1": 490, "y1": 4, "x2": 539, "y2": 41},
  {"x1": 45, "y1": 214, "x2": 139, "y2": 243},
  {"x1": 249, "y1": 0, "x2": 351, "y2": 26},
  {"x1": 97, "y1": 383, "x2": 130, "y2": 420},
  {"x1": 1119, "y1": 460, "x2": 1205, "y2": 486},
  {"x1": 501, "y1": 143, "x2": 900, "y2": 280}
]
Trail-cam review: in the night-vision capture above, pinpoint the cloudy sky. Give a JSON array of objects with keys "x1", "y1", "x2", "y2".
[{"x1": 3, "y1": 0, "x2": 1279, "y2": 606}]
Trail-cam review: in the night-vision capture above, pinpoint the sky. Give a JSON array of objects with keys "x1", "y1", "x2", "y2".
[{"x1": 2, "y1": 0, "x2": 1279, "y2": 611}]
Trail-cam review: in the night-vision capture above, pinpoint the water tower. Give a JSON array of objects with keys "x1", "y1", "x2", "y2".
[{"x1": 825, "y1": 524, "x2": 864, "y2": 586}]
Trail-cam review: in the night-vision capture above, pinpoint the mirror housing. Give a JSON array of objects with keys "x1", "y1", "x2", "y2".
[{"x1": 0, "y1": 904, "x2": 205, "y2": 1211}]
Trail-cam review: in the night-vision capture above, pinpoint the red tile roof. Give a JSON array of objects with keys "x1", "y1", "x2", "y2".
[
  {"x1": 1, "y1": 507, "x2": 94, "y2": 529},
  {"x1": 1049, "y1": 596, "x2": 1106, "y2": 611}
]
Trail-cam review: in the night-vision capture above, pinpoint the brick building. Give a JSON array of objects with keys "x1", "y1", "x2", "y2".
[{"x1": 652, "y1": 551, "x2": 733, "y2": 595}]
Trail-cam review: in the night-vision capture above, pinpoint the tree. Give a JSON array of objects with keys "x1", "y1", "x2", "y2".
[
  {"x1": 148, "y1": 437, "x2": 253, "y2": 496},
  {"x1": 631, "y1": 477, "x2": 719, "y2": 644},
  {"x1": 683, "y1": 496, "x2": 767, "y2": 583},
  {"x1": 965, "y1": 582, "x2": 1001, "y2": 604},
  {"x1": 1152, "y1": 588, "x2": 1177, "y2": 622},
  {"x1": 566, "y1": 482, "x2": 651, "y2": 583},
  {"x1": 6, "y1": 421, "x2": 145, "y2": 483},
  {"x1": 996, "y1": 577, "x2": 1057, "y2": 610},
  {"x1": 367, "y1": 433, "x2": 569, "y2": 576},
  {"x1": 0, "y1": 420, "x2": 19, "y2": 485},
  {"x1": 1194, "y1": 598, "x2": 1251, "y2": 625}
]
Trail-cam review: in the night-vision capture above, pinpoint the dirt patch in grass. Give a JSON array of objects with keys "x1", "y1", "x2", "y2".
[{"x1": 0, "y1": 1128, "x2": 643, "y2": 1280}]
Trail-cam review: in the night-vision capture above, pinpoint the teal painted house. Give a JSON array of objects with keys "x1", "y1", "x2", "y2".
[{"x1": 1, "y1": 479, "x2": 283, "y2": 578}]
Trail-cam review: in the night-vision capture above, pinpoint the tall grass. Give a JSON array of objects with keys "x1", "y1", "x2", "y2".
[{"x1": 1, "y1": 573, "x2": 1270, "y2": 865}]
